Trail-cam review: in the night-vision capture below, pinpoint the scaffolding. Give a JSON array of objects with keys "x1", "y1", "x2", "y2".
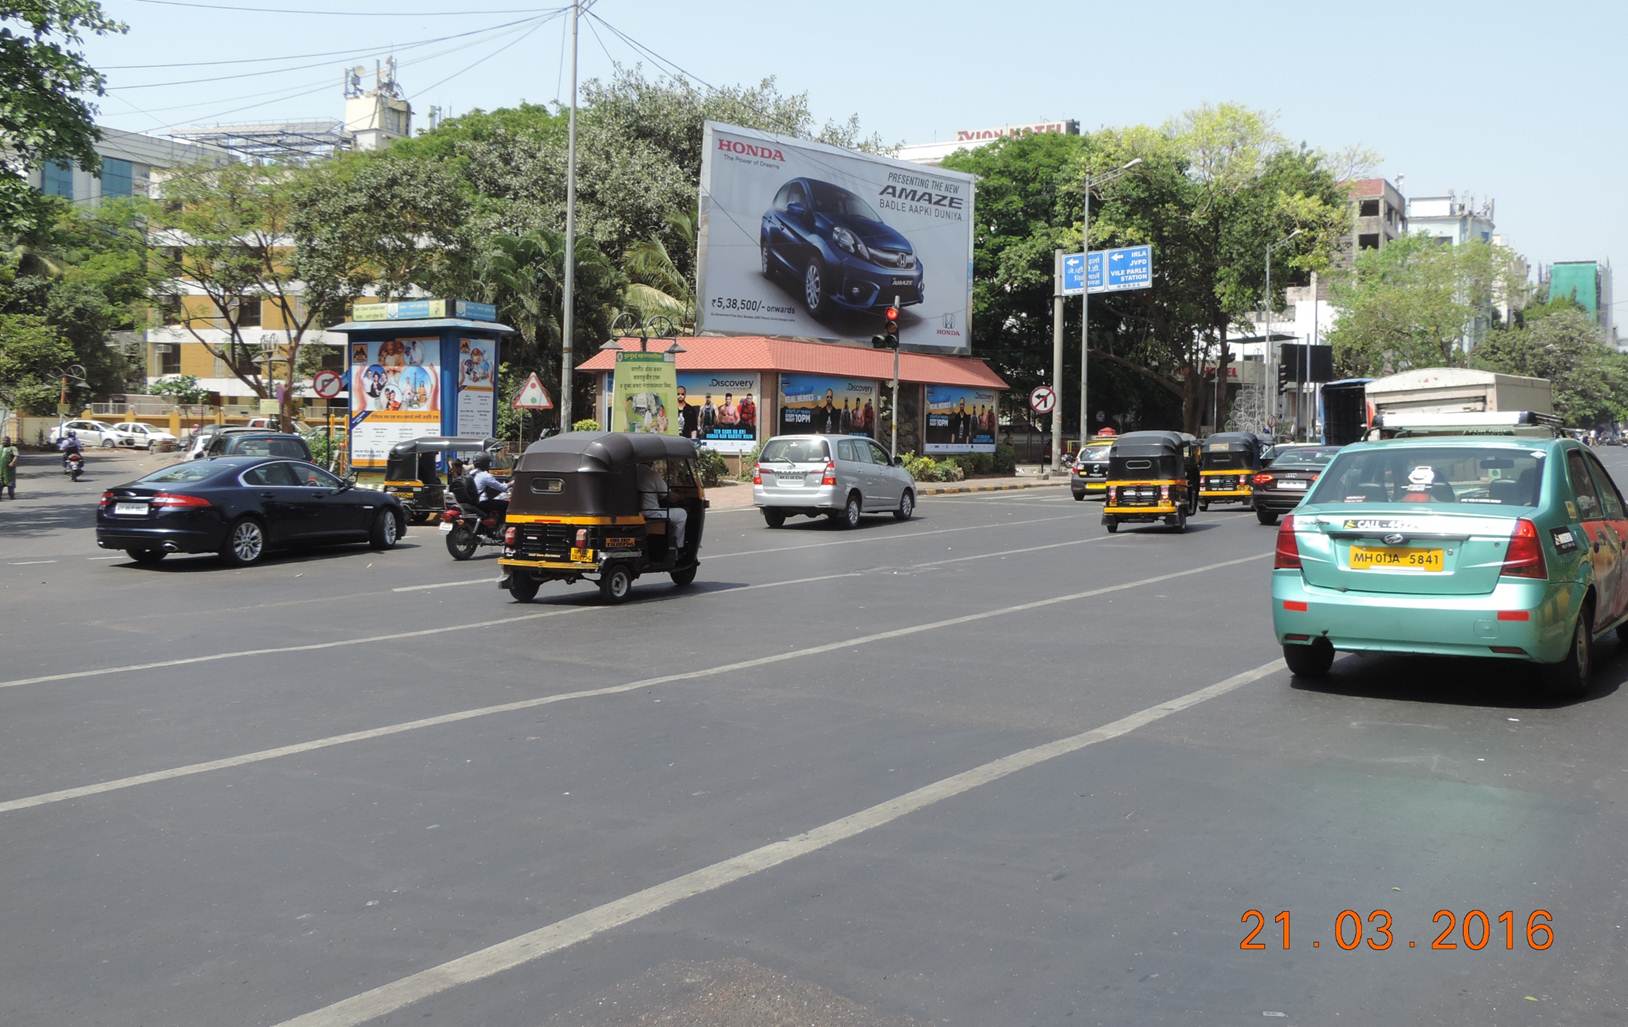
[{"x1": 171, "y1": 120, "x2": 350, "y2": 165}]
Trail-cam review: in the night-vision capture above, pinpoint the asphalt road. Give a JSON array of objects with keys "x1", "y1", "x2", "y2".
[{"x1": 5, "y1": 448, "x2": 1628, "y2": 1026}]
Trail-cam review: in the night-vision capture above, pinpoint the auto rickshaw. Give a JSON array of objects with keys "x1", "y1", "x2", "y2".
[
  {"x1": 497, "y1": 432, "x2": 707, "y2": 604},
  {"x1": 1101, "y1": 431, "x2": 1200, "y2": 533},
  {"x1": 383, "y1": 436, "x2": 507, "y2": 523},
  {"x1": 1197, "y1": 431, "x2": 1270, "y2": 511}
]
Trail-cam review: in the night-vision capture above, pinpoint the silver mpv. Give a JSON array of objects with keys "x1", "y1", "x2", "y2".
[{"x1": 753, "y1": 434, "x2": 916, "y2": 528}]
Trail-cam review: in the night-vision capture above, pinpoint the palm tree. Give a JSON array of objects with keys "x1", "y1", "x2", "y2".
[
  {"x1": 621, "y1": 211, "x2": 695, "y2": 330},
  {"x1": 478, "y1": 229, "x2": 564, "y2": 372}
]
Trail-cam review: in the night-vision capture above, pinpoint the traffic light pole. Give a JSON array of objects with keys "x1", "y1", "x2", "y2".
[
  {"x1": 890, "y1": 293, "x2": 901, "y2": 458},
  {"x1": 1079, "y1": 181, "x2": 1091, "y2": 450}
]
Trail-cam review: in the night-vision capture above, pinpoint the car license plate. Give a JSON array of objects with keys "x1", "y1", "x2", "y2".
[
  {"x1": 1350, "y1": 545, "x2": 1444, "y2": 571},
  {"x1": 438, "y1": 521, "x2": 453, "y2": 533},
  {"x1": 1280, "y1": 480, "x2": 1308, "y2": 490},
  {"x1": 114, "y1": 503, "x2": 147, "y2": 516}
]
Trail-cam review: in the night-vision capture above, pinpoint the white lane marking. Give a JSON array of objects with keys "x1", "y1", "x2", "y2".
[
  {"x1": 86, "y1": 555, "x2": 124, "y2": 561},
  {"x1": 392, "y1": 578, "x2": 492, "y2": 592},
  {"x1": 0, "y1": 555, "x2": 1265, "y2": 815},
  {"x1": 8, "y1": 560, "x2": 57, "y2": 566},
  {"x1": 0, "y1": 572, "x2": 861, "y2": 693},
  {"x1": 274, "y1": 657, "x2": 1282, "y2": 1027}
]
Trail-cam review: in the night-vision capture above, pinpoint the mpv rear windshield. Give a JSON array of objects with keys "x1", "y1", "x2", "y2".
[
  {"x1": 1307, "y1": 446, "x2": 1546, "y2": 508},
  {"x1": 761, "y1": 439, "x2": 831, "y2": 463}
]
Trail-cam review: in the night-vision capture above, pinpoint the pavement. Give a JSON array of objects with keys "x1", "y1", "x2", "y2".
[{"x1": 4, "y1": 449, "x2": 1628, "y2": 1024}]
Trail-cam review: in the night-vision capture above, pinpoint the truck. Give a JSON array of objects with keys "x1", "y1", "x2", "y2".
[{"x1": 1363, "y1": 368, "x2": 1553, "y2": 424}]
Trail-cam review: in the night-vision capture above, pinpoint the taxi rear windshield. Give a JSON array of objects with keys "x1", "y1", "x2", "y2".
[{"x1": 1307, "y1": 447, "x2": 1545, "y2": 508}]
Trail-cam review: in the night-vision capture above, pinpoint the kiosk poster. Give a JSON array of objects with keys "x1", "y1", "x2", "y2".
[
  {"x1": 348, "y1": 336, "x2": 441, "y2": 467},
  {"x1": 779, "y1": 373, "x2": 878, "y2": 438},
  {"x1": 610, "y1": 352, "x2": 679, "y2": 434},
  {"x1": 455, "y1": 338, "x2": 497, "y2": 437},
  {"x1": 676, "y1": 372, "x2": 760, "y2": 452},
  {"x1": 924, "y1": 385, "x2": 997, "y2": 453}
]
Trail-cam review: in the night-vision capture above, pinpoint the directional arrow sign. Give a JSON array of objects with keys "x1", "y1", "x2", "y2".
[
  {"x1": 1061, "y1": 244, "x2": 1153, "y2": 296},
  {"x1": 1029, "y1": 385, "x2": 1057, "y2": 415},
  {"x1": 511, "y1": 372, "x2": 554, "y2": 411}
]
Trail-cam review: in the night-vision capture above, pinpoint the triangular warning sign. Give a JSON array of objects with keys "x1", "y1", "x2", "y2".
[{"x1": 511, "y1": 372, "x2": 554, "y2": 410}]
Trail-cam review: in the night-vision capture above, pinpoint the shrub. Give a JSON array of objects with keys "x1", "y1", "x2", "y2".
[
  {"x1": 737, "y1": 443, "x2": 762, "y2": 480},
  {"x1": 992, "y1": 443, "x2": 1017, "y2": 475},
  {"x1": 695, "y1": 446, "x2": 728, "y2": 487},
  {"x1": 901, "y1": 453, "x2": 965, "y2": 482},
  {"x1": 572, "y1": 418, "x2": 602, "y2": 432}
]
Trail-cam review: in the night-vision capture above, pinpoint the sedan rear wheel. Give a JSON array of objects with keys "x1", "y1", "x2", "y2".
[
  {"x1": 1540, "y1": 603, "x2": 1593, "y2": 699},
  {"x1": 894, "y1": 489, "x2": 914, "y2": 521},
  {"x1": 127, "y1": 548, "x2": 166, "y2": 565},
  {"x1": 1256, "y1": 509, "x2": 1279, "y2": 526},
  {"x1": 1283, "y1": 639, "x2": 1334, "y2": 678},
  {"x1": 220, "y1": 517, "x2": 266, "y2": 567},
  {"x1": 762, "y1": 509, "x2": 786, "y2": 529}
]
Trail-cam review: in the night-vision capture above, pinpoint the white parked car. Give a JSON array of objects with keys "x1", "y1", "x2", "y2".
[
  {"x1": 753, "y1": 433, "x2": 917, "y2": 528},
  {"x1": 111, "y1": 422, "x2": 179, "y2": 451},
  {"x1": 48, "y1": 419, "x2": 118, "y2": 448}
]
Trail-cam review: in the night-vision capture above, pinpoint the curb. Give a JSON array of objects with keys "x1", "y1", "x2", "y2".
[{"x1": 917, "y1": 480, "x2": 1068, "y2": 496}]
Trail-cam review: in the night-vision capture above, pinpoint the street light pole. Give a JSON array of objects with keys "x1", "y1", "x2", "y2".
[
  {"x1": 1079, "y1": 158, "x2": 1140, "y2": 448},
  {"x1": 1050, "y1": 249, "x2": 1063, "y2": 474},
  {"x1": 559, "y1": 0, "x2": 579, "y2": 429},
  {"x1": 1263, "y1": 228, "x2": 1302, "y2": 437}
]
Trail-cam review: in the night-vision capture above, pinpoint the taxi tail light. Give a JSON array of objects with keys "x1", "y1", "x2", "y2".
[
  {"x1": 752, "y1": 463, "x2": 762, "y2": 485},
  {"x1": 98, "y1": 490, "x2": 114, "y2": 509},
  {"x1": 821, "y1": 460, "x2": 837, "y2": 486},
  {"x1": 151, "y1": 492, "x2": 211, "y2": 509},
  {"x1": 1501, "y1": 518, "x2": 1546, "y2": 579},
  {"x1": 1253, "y1": 473, "x2": 1274, "y2": 487},
  {"x1": 503, "y1": 526, "x2": 517, "y2": 546},
  {"x1": 1273, "y1": 514, "x2": 1302, "y2": 570},
  {"x1": 575, "y1": 528, "x2": 589, "y2": 548}
]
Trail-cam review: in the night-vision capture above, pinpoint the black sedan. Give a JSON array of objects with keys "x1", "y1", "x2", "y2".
[
  {"x1": 1249, "y1": 446, "x2": 1342, "y2": 525},
  {"x1": 96, "y1": 457, "x2": 406, "y2": 566}
]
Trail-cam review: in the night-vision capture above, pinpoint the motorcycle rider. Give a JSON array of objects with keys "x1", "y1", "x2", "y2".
[
  {"x1": 58, "y1": 429, "x2": 83, "y2": 469},
  {"x1": 470, "y1": 454, "x2": 509, "y2": 523}
]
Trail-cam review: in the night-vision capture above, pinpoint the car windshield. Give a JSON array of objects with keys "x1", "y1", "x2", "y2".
[
  {"x1": 808, "y1": 181, "x2": 881, "y2": 222},
  {"x1": 761, "y1": 438, "x2": 831, "y2": 463},
  {"x1": 138, "y1": 463, "x2": 226, "y2": 484},
  {"x1": 1305, "y1": 446, "x2": 1546, "y2": 508},
  {"x1": 1081, "y1": 445, "x2": 1112, "y2": 461}
]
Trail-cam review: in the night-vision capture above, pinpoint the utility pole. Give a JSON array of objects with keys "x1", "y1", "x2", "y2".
[
  {"x1": 559, "y1": 0, "x2": 579, "y2": 428},
  {"x1": 1263, "y1": 228, "x2": 1302, "y2": 437},
  {"x1": 1050, "y1": 249, "x2": 1064, "y2": 474},
  {"x1": 1079, "y1": 158, "x2": 1140, "y2": 448}
]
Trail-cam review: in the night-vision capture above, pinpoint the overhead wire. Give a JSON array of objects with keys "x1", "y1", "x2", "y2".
[{"x1": 133, "y1": 0, "x2": 564, "y2": 15}]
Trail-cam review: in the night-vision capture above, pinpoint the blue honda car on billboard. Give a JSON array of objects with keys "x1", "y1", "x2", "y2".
[{"x1": 760, "y1": 178, "x2": 925, "y2": 320}]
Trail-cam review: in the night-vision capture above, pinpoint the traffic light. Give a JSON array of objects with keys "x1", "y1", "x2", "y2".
[{"x1": 870, "y1": 305, "x2": 900, "y2": 350}]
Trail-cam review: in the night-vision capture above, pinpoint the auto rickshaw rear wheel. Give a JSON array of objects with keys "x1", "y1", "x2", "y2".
[
  {"x1": 1167, "y1": 507, "x2": 1187, "y2": 532},
  {"x1": 507, "y1": 575, "x2": 541, "y2": 603},
  {"x1": 1104, "y1": 519, "x2": 1118, "y2": 534},
  {"x1": 671, "y1": 563, "x2": 698, "y2": 587},
  {"x1": 599, "y1": 562, "x2": 634, "y2": 603},
  {"x1": 1199, "y1": 501, "x2": 1209, "y2": 512}
]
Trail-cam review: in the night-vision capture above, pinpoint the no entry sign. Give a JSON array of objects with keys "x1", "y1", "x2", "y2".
[{"x1": 1029, "y1": 385, "x2": 1057, "y2": 415}]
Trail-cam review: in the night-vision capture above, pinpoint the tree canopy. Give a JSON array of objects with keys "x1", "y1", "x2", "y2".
[{"x1": 1472, "y1": 308, "x2": 1625, "y2": 428}]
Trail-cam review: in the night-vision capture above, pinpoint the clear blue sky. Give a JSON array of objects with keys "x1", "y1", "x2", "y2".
[{"x1": 92, "y1": 0, "x2": 1625, "y2": 303}]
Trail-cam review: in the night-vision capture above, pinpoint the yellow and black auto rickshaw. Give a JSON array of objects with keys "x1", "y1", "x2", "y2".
[
  {"x1": 383, "y1": 436, "x2": 506, "y2": 523},
  {"x1": 497, "y1": 432, "x2": 707, "y2": 604},
  {"x1": 1197, "y1": 431, "x2": 1270, "y2": 511},
  {"x1": 1101, "y1": 430, "x2": 1200, "y2": 533}
]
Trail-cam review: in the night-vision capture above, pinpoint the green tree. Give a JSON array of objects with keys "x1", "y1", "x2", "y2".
[
  {"x1": 149, "y1": 374, "x2": 209, "y2": 407},
  {"x1": 621, "y1": 210, "x2": 695, "y2": 328},
  {"x1": 0, "y1": 313, "x2": 75, "y2": 413},
  {"x1": 1, "y1": 1, "x2": 125, "y2": 230},
  {"x1": 1328, "y1": 235, "x2": 1523, "y2": 376},
  {"x1": 1472, "y1": 308, "x2": 1623, "y2": 427}
]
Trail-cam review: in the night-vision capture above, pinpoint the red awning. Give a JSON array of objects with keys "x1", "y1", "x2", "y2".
[{"x1": 577, "y1": 336, "x2": 1007, "y2": 390}]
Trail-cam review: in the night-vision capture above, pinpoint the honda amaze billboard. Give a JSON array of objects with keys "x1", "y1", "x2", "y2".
[{"x1": 697, "y1": 121, "x2": 976, "y2": 354}]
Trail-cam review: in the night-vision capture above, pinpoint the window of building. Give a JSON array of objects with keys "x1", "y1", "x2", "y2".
[
  {"x1": 316, "y1": 345, "x2": 344, "y2": 372},
  {"x1": 157, "y1": 345, "x2": 181, "y2": 376},
  {"x1": 1358, "y1": 233, "x2": 1381, "y2": 250},
  {"x1": 41, "y1": 160, "x2": 74, "y2": 198},
  {"x1": 236, "y1": 297, "x2": 262, "y2": 326},
  {"x1": 100, "y1": 158, "x2": 133, "y2": 199},
  {"x1": 1358, "y1": 199, "x2": 1380, "y2": 217}
]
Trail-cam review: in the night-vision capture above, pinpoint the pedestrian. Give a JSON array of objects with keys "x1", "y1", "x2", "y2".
[{"x1": 0, "y1": 435, "x2": 16, "y2": 499}]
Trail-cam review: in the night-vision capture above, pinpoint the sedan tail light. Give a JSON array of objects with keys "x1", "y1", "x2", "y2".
[
  {"x1": 1253, "y1": 473, "x2": 1274, "y2": 487},
  {"x1": 151, "y1": 492, "x2": 211, "y2": 509},
  {"x1": 1501, "y1": 518, "x2": 1547, "y2": 579},
  {"x1": 98, "y1": 490, "x2": 114, "y2": 509},
  {"x1": 821, "y1": 460, "x2": 837, "y2": 487},
  {"x1": 1273, "y1": 514, "x2": 1302, "y2": 570}
]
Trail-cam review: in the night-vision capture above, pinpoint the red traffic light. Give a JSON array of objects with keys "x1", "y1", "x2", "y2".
[{"x1": 884, "y1": 306, "x2": 899, "y2": 321}]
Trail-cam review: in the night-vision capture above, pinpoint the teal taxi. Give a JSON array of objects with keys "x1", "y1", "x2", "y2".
[{"x1": 1272, "y1": 429, "x2": 1628, "y2": 696}]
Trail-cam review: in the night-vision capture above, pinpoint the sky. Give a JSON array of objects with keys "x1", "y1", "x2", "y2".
[{"x1": 88, "y1": 0, "x2": 1625, "y2": 305}]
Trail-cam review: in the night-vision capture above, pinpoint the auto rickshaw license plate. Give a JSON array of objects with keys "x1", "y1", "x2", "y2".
[
  {"x1": 1350, "y1": 545, "x2": 1444, "y2": 571},
  {"x1": 570, "y1": 547, "x2": 592, "y2": 562}
]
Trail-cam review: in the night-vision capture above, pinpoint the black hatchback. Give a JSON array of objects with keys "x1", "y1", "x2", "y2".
[{"x1": 97, "y1": 457, "x2": 405, "y2": 566}]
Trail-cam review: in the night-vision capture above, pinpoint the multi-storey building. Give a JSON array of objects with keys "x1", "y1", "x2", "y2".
[
  {"x1": 1339, "y1": 178, "x2": 1407, "y2": 266},
  {"x1": 1543, "y1": 260, "x2": 1617, "y2": 348},
  {"x1": 25, "y1": 126, "x2": 230, "y2": 206}
]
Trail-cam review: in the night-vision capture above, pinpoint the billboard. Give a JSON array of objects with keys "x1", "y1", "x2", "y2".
[
  {"x1": 924, "y1": 385, "x2": 997, "y2": 454},
  {"x1": 609, "y1": 352, "x2": 679, "y2": 434},
  {"x1": 676, "y1": 372, "x2": 760, "y2": 453},
  {"x1": 779, "y1": 374, "x2": 879, "y2": 438},
  {"x1": 348, "y1": 336, "x2": 441, "y2": 467},
  {"x1": 697, "y1": 121, "x2": 975, "y2": 353},
  {"x1": 454, "y1": 338, "x2": 497, "y2": 437}
]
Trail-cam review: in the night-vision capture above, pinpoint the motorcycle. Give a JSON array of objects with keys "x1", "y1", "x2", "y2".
[
  {"x1": 63, "y1": 452, "x2": 84, "y2": 481},
  {"x1": 439, "y1": 499, "x2": 504, "y2": 560}
]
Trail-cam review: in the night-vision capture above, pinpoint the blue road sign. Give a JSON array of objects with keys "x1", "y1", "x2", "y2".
[{"x1": 1061, "y1": 244, "x2": 1153, "y2": 296}]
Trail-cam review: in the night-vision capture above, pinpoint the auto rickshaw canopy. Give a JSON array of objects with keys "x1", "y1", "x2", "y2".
[{"x1": 511, "y1": 431, "x2": 702, "y2": 518}]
